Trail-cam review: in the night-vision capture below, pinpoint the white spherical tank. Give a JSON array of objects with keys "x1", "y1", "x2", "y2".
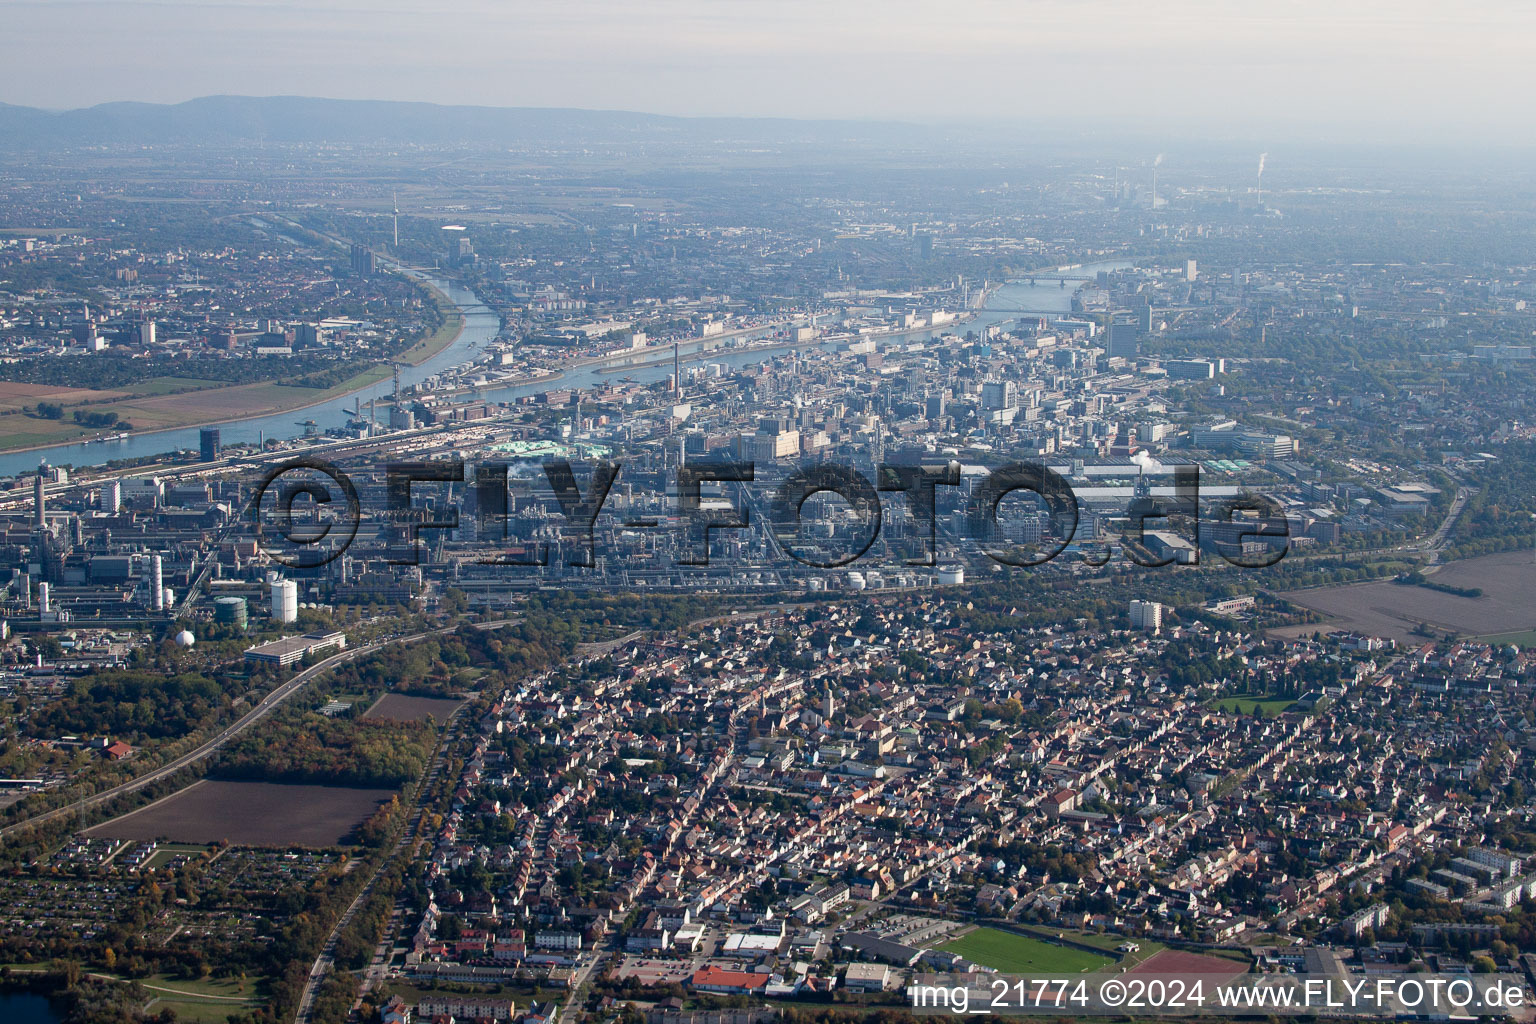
[{"x1": 173, "y1": 629, "x2": 195, "y2": 647}]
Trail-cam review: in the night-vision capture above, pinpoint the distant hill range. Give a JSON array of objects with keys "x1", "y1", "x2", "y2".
[{"x1": 0, "y1": 94, "x2": 924, "y2": 150}]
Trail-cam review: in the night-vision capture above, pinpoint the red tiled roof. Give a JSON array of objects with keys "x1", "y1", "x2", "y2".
[{"x1": 692, "y1": 967, "x2": 768, "y2": 991}]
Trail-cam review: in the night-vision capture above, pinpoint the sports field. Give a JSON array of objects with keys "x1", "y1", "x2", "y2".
[
  {"x1": 1210, "y1": 695, "x2": 1294, "y2": 715},
  {"x1": 939, "y1": 927, "x2": 1113, "y2": 974},
  {"x1": 1127, "y1": 948, "x2": 1249, "y2": 979}
]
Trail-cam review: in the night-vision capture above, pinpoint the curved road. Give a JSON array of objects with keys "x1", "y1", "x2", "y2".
[
  {"x1": 0, "y1": 626, "x2": 452, "y2": 845},
  {"x1": 1271, "y1": 485, "x2": 1473, "y2": 582}
]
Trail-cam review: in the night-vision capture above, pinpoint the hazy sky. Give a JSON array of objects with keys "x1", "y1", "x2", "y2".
[{"x1": 5, "y1": 0, "x2": 1533, "y2": 138}]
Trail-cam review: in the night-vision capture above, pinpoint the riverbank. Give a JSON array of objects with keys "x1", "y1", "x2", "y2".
[
  {"x1": 395, "y1": 280, "x2": 468, "y2": 365},
  {"x1": 0, "y1": 277, "x2": 469, "y2": 457},
  {"x1": 401, "y1": 313, "x2": 804, "y2": 404},
  {"x1": 571, "y1": 308, "x2": 986, "y2": 381}
]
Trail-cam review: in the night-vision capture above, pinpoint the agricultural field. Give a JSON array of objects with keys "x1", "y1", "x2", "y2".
[
  {"x1": 362, "y1": 693, "x2": 466, "y2": 723},
  {"x1": 124, "y1": 375, "x2": 226, "y2": 396},
  {"x1": 0, "y1": 379, "x2": 329, "y2": 450},
  {"x1": 0, "y1": 380, "x2": 131, "y2": 412},
  {"x1": 85, "y1": 779, "x2": 395, "y2": 847},
  {"x1": 1273, "y1": 551, "x2": 1536, "y2": 643},
  {"x1": 78, "y1": 380, "x2": 345, "y2": 433},
  {"x1": 939, "y1": 927, "x2": 1113, "y2": 974}
]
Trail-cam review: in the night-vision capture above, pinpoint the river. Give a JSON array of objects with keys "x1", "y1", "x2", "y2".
[
  {"x1": 0, "y1": 261, "x2": 1132, "y2": 476},
  {"x1": 0, "y1": 274, "x2": 495, "y2": 477}
]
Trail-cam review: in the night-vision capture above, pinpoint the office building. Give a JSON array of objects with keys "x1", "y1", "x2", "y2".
[
  {"x1": 199, "y1": 427, "x2": 221, "y2": 463},
  {"x1": 1233, "y1": 432, "x2": 1299, "y2": 459},
  {"x1": 1165, "y1": 359, "x2": 1217, "y2": 380},
  {"x1": 981, "y1": 380, "x2": 1017, "y2": 410},
  {"x1": 1107, "y1": 320, "x2": 1141, "y2": 360},
  {"x1": 244, "y1": 630, "x2": 346, "y2": 668},
  {"x1": 740, "y1": 429, "x2": 800, "y2": 462}
]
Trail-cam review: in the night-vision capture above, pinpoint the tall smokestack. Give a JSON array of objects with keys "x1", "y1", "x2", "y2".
[
  {"x1": 150, "y1": 554, "x2": 164, "y2": 612},
  {"x1": 33, "y1": 462, "x2": 46, "y2": 528},
  {"x1": 673, "y1": 342, "x2": 681, "y2": 397}
]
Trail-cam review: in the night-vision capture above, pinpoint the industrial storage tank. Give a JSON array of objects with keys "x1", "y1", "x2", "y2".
[
  {"x1": 937, "y1": 564, "x2": 965, "y2": 585},
  {"x1": 270, "y1": 578, "x2": 299, "y2": 623},
  {"x1": 214, "y1": 596, "x2": 248, "y2": 628}
]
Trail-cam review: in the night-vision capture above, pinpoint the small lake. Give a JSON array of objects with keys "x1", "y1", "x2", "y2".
[{"x1": 0, "y1": 992, "x2": 61, "y2": 1024}]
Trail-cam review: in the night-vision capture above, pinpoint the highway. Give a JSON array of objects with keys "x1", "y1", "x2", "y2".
[
  {"x1": 0, "y1": 626, "x2": 451, "y2": 845},
  {"x1": 1418, "y1": 486, "x2": 1472, "y2": 567},
  {"x1": 1265, "y1": 485, "x2": 1473, "y2": 578},
  {"x1": 576, "y1": 629, "x2": 645, "y2": 656}
]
